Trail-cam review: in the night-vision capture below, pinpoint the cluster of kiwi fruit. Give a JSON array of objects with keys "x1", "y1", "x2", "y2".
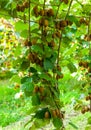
[
  {"x1": 81, "y1": 94, "x2": 91, "y2": 114},
  {"x1": 33, "y1": 5, "x2": 54, "y2": 17},
  {"x1": 16, "y1": 1, "x2": 29, "y2": 12},
  {"x1": 52, "y1": 31, "x2": 62, "y2": 39},
  {"x1": 28, "y1": 52, "x2": 43, "y2": 66},
  {"x1": 79, "y1": 18, "x2": 89, "y2": 26},
  {"x1": 85, "y1": 94, "x2": 91, "y2": 101},
  {"x1": 34, "y1": 86, "x2": 46, "y2": 101},
  {"x1": 44, "y1": 109, "x2": 64, "y2": 119},
  {"x1": 84, "y1": 34, "x2": 91, "y2": 41},
  {"x1": 55, "y1": 20, "x2": 72, "y2": 30},
  {"x1": 79, "y1": 61, "x2": 91, "y2": 77},
  {"x1": 79, "y1": 61, "x2": 89, "y2": 68},
  {"x1": 81, "y1": 106, "x2": 90, "y2": 114},
  {"x1": 24, "y1": 38, "x2": 37, "y2": 47}
]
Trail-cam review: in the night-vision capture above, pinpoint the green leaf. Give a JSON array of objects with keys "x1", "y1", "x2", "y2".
[
  {"x1": 10, "y1": 75, "x2": 21, "y2": 84},
  {"x1": 39, "y1": 72, "x2": 51, "y2": 81},
  {"x1": 14, "y1": 45, "x2": 22, "y2": 57},
  {"x1": 15, "y1": 21, "x2": 28, "y2": 32},
  {"x1": 22, "y1": 82, "x2": 34, "y2": 96},
  {"x1": 31, "y1": 45, "x2": 43, "y2": 54},
  {"x1": 88, "y1": 117, "x2": 91, "y2": 124},
  {"x1": 34, "y1": 108, "x2": 49, "y2": 119},
  {"x1": 67, "y1": 62, "x2": 77, "y2": 73},
  {"x1": 29, "y1": 67, "x2": 37, "y2": 73},
  {"x1": 32, "y1": 94, "x2": 40, "y2": 106},
  {"x1": 69, "y1": 121, "x2": 78, "y2": 129},
  {"x1": 20, "y1": 29, "x2": 28, "y2": 38},
  {"x1": 44, "y1": 58, "x2": 54, "y2": 70},
  {"x1": 20, "y1": 60, "x2": 30, "y2": 71},
  {"x1": 53, "y1": 117, "x2": 63, "y2": 129}
]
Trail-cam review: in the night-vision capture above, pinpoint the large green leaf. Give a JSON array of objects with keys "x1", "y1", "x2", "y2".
[
  {"x1": 53, "y1": 117, "x2": 63, "y2": 129},
  {"x1": 15, "y1": 21, "x2": 28, "y2": 32},
  {"x1": 44, "y1": 58, "x2": 54, "y2": 70},
  {"x1": 22, "y1": 82, "x2": 34, "y2": 96},
  {"x1": 67, "y1": 62, "x2": 77, "y2": 73},
  {"x1": 32, "y1": 94, "x2": 40, "y2": 106}
]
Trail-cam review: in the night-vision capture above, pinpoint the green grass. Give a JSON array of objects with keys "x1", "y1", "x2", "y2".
[{"x1": 0, "y1": 80, "x2": 32, "y2": 127}]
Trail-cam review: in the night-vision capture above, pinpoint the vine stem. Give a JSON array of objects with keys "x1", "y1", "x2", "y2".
[
  {"x1": 65, "y1": 0, "x2": 73, "y2": 20},
  {"x1": 87, "y1": 16, "x2": 91, "y2": 112},
  {"x1": 57, "y1": 0, "x2": 74, "y2": 67},
  {"x1": 29, "y1": 0, "x2": 31, "y2": 41}
]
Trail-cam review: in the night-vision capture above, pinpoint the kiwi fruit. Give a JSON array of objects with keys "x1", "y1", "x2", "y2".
[
  {"x1": 52, "y1": 110, "x2": 57, "y2": 117},
  {"x1": 23, "y1": 1, "x2": 29, "y2": 8},
  {"x1": 86, "y1": 96, "x2": 90, "y2": 101},
  {"x1": 33, "y1": 5, "x2": 39, "y2": 17},
  {"x1": 16, "y1": 5, "x2": 21, "y2": 12},
  {"x1": 55, "y1": 31, "x2": 62, "y2": 38},
  {"x1": 47, "y1": 8, "x2": 54, "y2": 17},
  {"x1": 79, "y1": 18, "x2": 89, "y2": 25},
  {"x1": 88, "y1": 67, "x2": 91, "y2": 73},
  {"x1": 60, "y1": 20, "x2": 67, "y2": 28},
  {"x1": 81, "y1": 108, "x2": 85, "y2": 114},
  {"x1": 34, "y1": 86, "x2": 39, "y2": 93},
  {"x1": 39, "y1": 9, "x2": 45, "y2": 16},
  {"x1": 45, "y1": 111, "x2": 49, "y2": 118},
  {"x1": 39, "y1": 87, "x2": 44, "y2": 94},
  {"x1": 52, "y1": 33, "x2": 56, "y2": 38},
  {"x1": 62, "y1": 0, "x2": 69, "y2": 4},
  {"x1": 55, "y1": 109, "x2": 60, "y2": 117},
  {"x1": 44, "y1": 19, "x2": 49, "y2": 27}
]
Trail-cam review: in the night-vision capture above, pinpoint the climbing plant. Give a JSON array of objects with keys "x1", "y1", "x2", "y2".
[{"x1": 0, "y1": 0, "x2": 91, "y2": 129}]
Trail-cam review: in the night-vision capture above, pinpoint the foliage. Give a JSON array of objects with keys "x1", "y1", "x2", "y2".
[{"x1": 0, "y1": 0, "x2": 91, "y2": 129}]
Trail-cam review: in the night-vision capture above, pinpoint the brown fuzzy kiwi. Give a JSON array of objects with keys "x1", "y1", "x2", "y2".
[
  {"x1": 86, "y1": 96, "x2": 90, "y2": 101},
  {"x1": 45, "y1": 111, "x2": 49, "y2": 118},
  {"x1": 84, "y1": 106, "x2": 90, "y2": 112},
  {"x1": 59, "y1": 112, "x2": 64, "y2": 119},
  {"x1": 60, "y1": 20, "x2": 67, "y2": 28},
  {"x1": 57, "y1": 65, "x2": 61, "y2": 71},
  {"x1": 81, "y1": 108, "x2": 85, "y2": 114},
  {"x1": 79, "y1": 61, "x2": 83, "y2": 67},
  {"x1": 28, "y1": 53, "x2": 35, "y2": 63},
  {"x1": 52, "y1": 33, "x2": 56, "y2": 38},
  {"x1": 55, "y1": 109, "x2": 60, "y2": 117},
  {"x1": 23, "y1": 1, "x2": 29, "y2": 8},
  {"x1": 55, "y1": 31, "x2": 62, "y2": 38},
  {"x1": 39, "y1": 9, "x2": 45, "y2": 16},
  {"x1": 88, "y1": 67, "x2": 91, "y2": 73},
  {"x1": 79, "y1": 18, "x2": 89, "y2": 25},
  {"x1": 89, "y1": 95, "x2": 91, "y2": 100},
  {"x1": 16, "y1": 5, "x2": 21, "y2": 12},
  {"x1": 55, "y1": 22, "x2": 60, "y2": 30},
  {"x1": 34, "y1": 86, "x2": 39, "y2": 93},
  {"x1": 33, "y1": 5, "x2": 39, "y2": 17},
  {"x1": 20, "y1": 5, "x2": 25, "y2": 12},
  {"x1": 39, "y1": 18, "x2": 45, "y2": 26},
  {"x1": 39, "y1": 87, "x2": 44, "y2": 94},
  {"x1": 62, "y1": 0, "x2": 69, "y2": 4},
  {"x1": 44, "y1": 19, "x2": 49, "y2": 27},
  {"x1": 82, "y1": 62, "x2": 89, "y2": 68},
  {"x1": 52, "y1": 110, "x2": 57, "y2": 117},
  {"x1": 24, "y1": 39, "x2": 31, "y2": 46},
  {"x1": 47, "y1": 8, "x2": 54, "y2": 17}
]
